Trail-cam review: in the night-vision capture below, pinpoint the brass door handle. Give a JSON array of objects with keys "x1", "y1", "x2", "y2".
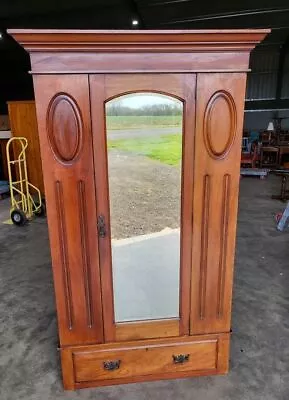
[
  {"x1": 172, "y1": 354, "x2": 190, "y2": 364},
  {"x1": 103, "y1": 360, "x2": 121, "y2": 371}
]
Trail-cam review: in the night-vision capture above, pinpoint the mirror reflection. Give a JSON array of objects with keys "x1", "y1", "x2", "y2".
[{"x1": 106, "y1": 93, "x2": 183, "y2": 322}]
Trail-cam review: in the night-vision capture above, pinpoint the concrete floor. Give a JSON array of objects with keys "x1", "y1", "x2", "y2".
[
  {"x1": 0, "y1": 175, "x2": 289, "y2": 399},
  {"x1": 113, "y1": 229, "x2": 180, "y2": 322}
]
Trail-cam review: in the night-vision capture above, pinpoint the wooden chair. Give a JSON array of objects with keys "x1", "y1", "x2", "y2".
[{"x1": 241, "y1": 141, "x2": 258, "y2": 168}]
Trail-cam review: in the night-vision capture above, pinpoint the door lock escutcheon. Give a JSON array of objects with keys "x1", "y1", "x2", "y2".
[{"x1": 97, "y1": 215, "x2": 106, "y2": 238}]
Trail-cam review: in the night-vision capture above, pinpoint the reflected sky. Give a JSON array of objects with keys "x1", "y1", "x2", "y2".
[{"x1": 110, "y1": 93, "x2": 181, "y2": 109}]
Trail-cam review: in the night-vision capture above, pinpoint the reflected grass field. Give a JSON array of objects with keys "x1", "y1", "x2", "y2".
[{"x1": 108, "y1": 134, "x2": 182, "y2": 166}]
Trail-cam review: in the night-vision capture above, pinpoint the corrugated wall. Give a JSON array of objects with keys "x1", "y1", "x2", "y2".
[
  {"x1": 246, "y1": 48, "x2": 280, "y2": 101},
  {"x1": 244, "y1": 45, "x2": 289, "y2": 131},
  {"x1": 281, "y1": 52, "x2": 289, "y2": 99}
]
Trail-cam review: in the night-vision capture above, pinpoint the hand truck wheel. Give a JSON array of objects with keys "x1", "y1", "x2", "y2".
[
  {"x1": 34, "y1": 201, "x2": 46, "y2": 217},
  {"x1": 11, "y1": 209, "x2": 28, "y2": 226}
]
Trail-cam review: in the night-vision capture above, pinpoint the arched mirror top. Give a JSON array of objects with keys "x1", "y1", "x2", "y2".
[{"x1": 106, "y1": 91, "x2": 183, "y2": 108}]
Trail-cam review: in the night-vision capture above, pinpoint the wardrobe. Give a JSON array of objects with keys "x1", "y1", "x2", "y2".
[{"x1": 9, "y1": 29, "x2": 268, "y2": 390}]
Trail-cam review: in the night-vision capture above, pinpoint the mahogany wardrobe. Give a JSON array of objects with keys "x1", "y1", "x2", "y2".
[{"x1": 9, "y1": 29, "x2": 268, "y2": 390}]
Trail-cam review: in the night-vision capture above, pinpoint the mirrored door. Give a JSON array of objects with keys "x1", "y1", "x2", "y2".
[
  {"x1": 89, "y1": 74, "x2": 196, "y2": 341},
  {"x1": 106, "y1": 92, "x2": 183, "y2": 323}
]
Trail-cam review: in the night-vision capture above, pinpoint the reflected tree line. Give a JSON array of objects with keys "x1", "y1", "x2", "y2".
[{"x1": 107, "y1": 102, "x2": 182, "y2": 116}]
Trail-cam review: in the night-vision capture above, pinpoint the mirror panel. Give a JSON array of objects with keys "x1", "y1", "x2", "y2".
[{"x1": 105, "y1": 93, "x2": 183, "y2": 323}]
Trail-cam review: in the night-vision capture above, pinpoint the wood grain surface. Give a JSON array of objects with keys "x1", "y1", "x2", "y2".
[{"x1": 9, "y1": 29, "x2": 268, "y2": 389}]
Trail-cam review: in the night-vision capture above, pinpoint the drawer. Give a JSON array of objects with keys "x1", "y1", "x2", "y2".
[{"x1": 72, "y1": 339, "x2": 218, "y2": 383}]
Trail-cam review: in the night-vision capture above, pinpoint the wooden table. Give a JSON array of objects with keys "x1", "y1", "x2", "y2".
[
  {"x1": 260, "y1": 146, "x2": 279, "y2": 168},
  {"x1": 278, "y1": 145, "x2": 289, "y2": 166}
]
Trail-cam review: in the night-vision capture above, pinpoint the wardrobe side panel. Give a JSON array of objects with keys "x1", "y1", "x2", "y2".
[
  {"x1": 33, "y1": 75, "x2": 103, "y2": 345},
  {"x1": 190, "y1": 73, "x2": 246, "y2": 334}
]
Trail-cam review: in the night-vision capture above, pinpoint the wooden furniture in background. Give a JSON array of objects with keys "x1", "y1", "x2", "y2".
[
  {"x1": 261, "y1": 131, "x2": 277, "y2": 145},
  {"x1": 0, "y1": 139, "x2": 9, "y2": 180},
  {"x1": 272, "y1": 171, "x2": 289, "y2": 201},
  {"x1": 260, "y1": 146, "x2": 279, "y2": 168},
  {"x1": 7, "y1": 101, "x2": 44, "y2": 196},
  {"x1": 9, "y1": 29, "x2": 268, "y2": 390},
  {"x1": 0, "y1": 128, "x2": 11, "y2": 181},
  {"x1": 278, "y1": 132, "x2": 289, "y2": 145},
  {"x1": 241, "y1": 142, "x2": 259, "y2": 168},
  {"x1": 278, "y1": 145, "x2": 289, "y2": 167}
]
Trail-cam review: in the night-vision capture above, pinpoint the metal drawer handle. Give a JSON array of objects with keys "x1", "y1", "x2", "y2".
[
  {"x1": 103, "y1": 360, "x2": 121, "y2": 371},
  {"x1": 172, "y1": 354, "x2": 190, "y2": 364}
]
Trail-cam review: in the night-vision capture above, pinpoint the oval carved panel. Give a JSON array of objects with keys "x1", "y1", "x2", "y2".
[
  {"x1": 47, "y1": 94, "x2": 82, "y2": 163},
  {"x1": 204, "y1": 91, "x2": 237, "y2": 160}
]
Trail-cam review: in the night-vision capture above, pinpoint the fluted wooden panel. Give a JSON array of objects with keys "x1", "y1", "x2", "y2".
[
  {"x1": 190, "y1": 73, "x2": 247, "y2": 335},
  {"x1": 33, "y1": 75, "x2": 103, "y2": 346}
]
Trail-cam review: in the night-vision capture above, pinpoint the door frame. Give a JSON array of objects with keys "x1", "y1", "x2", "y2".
[{"x1": 89, "y1": 73, "x2": 196, "y2": 342}]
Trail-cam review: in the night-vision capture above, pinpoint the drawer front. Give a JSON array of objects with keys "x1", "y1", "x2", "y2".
[{"x1": 73, "y1": 340, "x2": 217, "y2": 382}]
